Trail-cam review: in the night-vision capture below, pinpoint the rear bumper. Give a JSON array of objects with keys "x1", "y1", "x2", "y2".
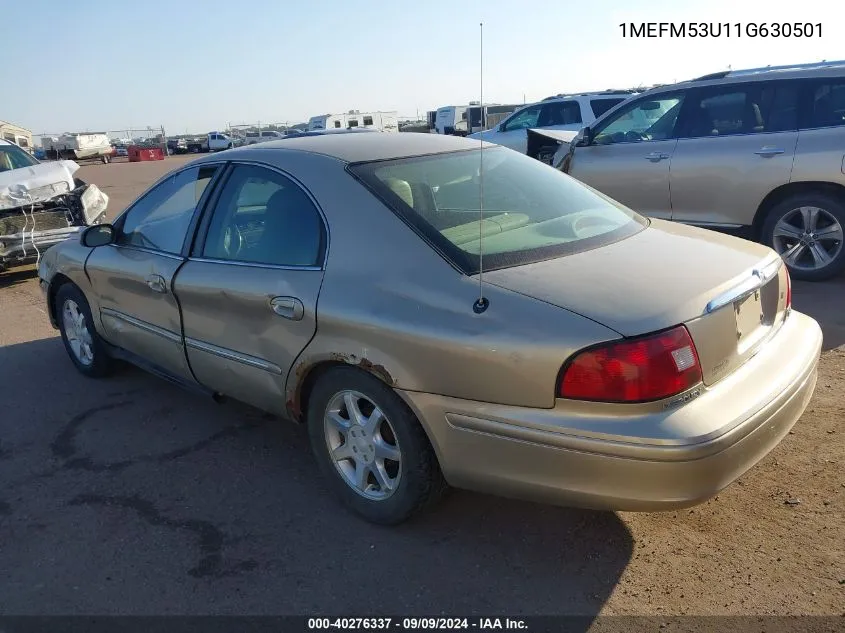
[{"x1": 399, "y1": 311, "x2": 822, "y2": 510}]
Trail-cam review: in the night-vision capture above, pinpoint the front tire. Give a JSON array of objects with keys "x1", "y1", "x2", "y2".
[
  {"x1": 762, "y1": 192, "x2": 845, "y2": 281},
  {"x1": 56, "y1": 283, "x2": 114, "y2": 378},
  {"x1": 307, "y1": 367, "x2": 445, "y2": 524}
]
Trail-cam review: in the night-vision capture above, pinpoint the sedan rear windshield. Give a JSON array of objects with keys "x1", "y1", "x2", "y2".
[{"x1": 350, "y1": 147, "x2": 646, "y2": 274}]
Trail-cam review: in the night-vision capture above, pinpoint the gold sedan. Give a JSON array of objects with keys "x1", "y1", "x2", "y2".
[{"x1": 38, "y1": 133, "x2": 822, "y2": 524}]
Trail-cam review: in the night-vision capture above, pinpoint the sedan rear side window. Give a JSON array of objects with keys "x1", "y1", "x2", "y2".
[
  {"x1": 201, "y1": 164, "x2": 324, "y2": 268},
  {"x1": 351, "y1": 148, "x2": 645, "y2": 274}
]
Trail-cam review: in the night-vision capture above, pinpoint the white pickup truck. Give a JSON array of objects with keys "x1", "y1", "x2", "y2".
[{"x1": 186, "y1": 132, "x2": 235, "y2": 153}]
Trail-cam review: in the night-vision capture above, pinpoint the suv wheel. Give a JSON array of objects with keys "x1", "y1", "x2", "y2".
[{"x1": 762, "y1": 192, "x2": 845, "y2": 281}]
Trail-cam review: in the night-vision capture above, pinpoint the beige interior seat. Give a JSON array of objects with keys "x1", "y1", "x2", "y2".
[{"x1": 383, "y1": 177, "x2": 414, "y2": 208}]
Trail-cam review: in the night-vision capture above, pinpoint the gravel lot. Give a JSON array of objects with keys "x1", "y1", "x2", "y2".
[{"x1": 0, "y1": 156, "x2": 842, "y2": 616}]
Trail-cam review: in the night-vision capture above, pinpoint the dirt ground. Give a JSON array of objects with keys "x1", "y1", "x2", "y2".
[{"x1": 0, "y1": 156, "x2": 842, "y2": 617}]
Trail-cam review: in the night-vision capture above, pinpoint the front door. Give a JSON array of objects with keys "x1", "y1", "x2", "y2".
[
  {"x1": 669, "y1": 81, "x2": 800, "y2": 226},
  {"x1": 567, "y1": 92, "x2": 686, "y2": 220},
  {"x1": 86, "y1": 164, "x2": 221, "y2": 380},
  {"x1": 173, "y1": 163, "x2": 327, "y2": 415}
]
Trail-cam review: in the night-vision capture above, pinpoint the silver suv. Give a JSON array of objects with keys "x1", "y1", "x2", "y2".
[{"x1": 552, "y1": 60, "x2": 845, "y2": 281}]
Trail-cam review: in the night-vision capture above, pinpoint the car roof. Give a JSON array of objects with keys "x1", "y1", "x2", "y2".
[
  {"x1": 639, "y1": 63, "x2": 845, "y2": 97},
  {"x1": 244, "y1": 132, "x2": 489, "y2": 163}
]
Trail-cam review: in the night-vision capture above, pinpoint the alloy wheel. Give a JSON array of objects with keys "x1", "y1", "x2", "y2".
[
  {"x1": 772, "y1": 206, "x2": 844, "y2": 272},
  {"x1": 323, "y1": 390, "x2": 402, "y2": 500},
  {"x1": 62, "y1": 299, "x2": 94, "y2": 366}
]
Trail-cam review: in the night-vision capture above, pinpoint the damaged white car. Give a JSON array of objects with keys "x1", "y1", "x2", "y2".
[{"x1": 0, "y1": 139, "x2": 108, "y2": 272}]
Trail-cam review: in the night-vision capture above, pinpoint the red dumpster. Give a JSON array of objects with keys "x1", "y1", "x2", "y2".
[{"x1": 127, "y1": 146, "x2": 165, "y2": 162}]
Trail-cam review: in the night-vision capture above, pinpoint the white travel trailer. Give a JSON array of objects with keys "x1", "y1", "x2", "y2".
[
  {"x1": 433, "y1": 103, "x2": 480, "y2": 135},
  {"x1": 308, "y1": 111, "x2": 399, "y2": 133},
  {"x1": 41, "y1": 133, "x2": 113, "y2": 162}
]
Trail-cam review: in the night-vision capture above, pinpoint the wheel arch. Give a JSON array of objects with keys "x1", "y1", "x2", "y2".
[
  {"x1": 287, "y1": 355, "x2": 399, "y2": 424},
  {"x1": 47, "y1": 272, "x2": 75, "y2": 327},
  {"x1": 752, "y1": 181, "x2": 845, "y2": 240},
  {"x1": 290, "y1": 357, "x2": 446, "y2": 480}
]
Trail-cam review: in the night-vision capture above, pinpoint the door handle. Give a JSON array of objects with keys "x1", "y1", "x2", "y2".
[
  {"x1": 146, "y1": 274, "x2": 167, "y2": 293},
  {"x1": 644, "y1": 152, "x2": 670, "y2": 161},
  {"x1": 754, "y1": 147, "x2": 785, "y2": 157},
  {"x1": 270, "y1": 296, "x2": 304, "y2": 321}
]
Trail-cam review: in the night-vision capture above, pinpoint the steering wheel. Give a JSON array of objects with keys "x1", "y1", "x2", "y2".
[{"x1": 222, "y1": 223, "x2": 245, "y2": 258}]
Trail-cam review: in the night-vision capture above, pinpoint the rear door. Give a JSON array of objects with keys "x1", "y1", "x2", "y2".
[
  {"x1": 174, "y1": 163, "x2": 327, "y2": 415},
  {"x1": 86, "y1": 164, "x2": 222, "y2": 380},
  {"x1": 566, "y1": 92, "x2": 685, "y2": 219},
  {"x1": 669, "y1": 80, "x2": 800, "y2": 227},
  {"x1": 791, "y1": 77, "x2": 845, "y2": 200}
]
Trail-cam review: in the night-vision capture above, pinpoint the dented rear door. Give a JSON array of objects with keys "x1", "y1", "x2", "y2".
[{"x1": 174, "y1": 163, "x2": 326, "y2": 416}]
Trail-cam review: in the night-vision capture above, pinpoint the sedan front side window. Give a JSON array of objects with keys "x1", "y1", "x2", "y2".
[{"x1": 117, "y1": 165, "x2": 219, "y2": 254}]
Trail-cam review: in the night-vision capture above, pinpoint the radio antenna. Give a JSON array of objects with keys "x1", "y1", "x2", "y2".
[{"x1": 473, "y1": 21, "x2": 489, "y2": 314}]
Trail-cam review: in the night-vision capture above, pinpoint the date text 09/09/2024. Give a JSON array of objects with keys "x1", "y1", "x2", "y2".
[{"x1": 619, "y1": 22, "x2": 822, "y2": 38}]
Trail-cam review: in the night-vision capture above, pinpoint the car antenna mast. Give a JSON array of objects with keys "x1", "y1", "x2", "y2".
[{"x1": 473, "y1": 21, "x2": 490, "y2": 315}]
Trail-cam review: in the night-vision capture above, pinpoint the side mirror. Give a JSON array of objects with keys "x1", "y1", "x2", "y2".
[
  {"x1": 577, "y1": 126, "x2": 592, "y2": 147},
  {"x1": 498, "y1": 123, "x2": 506, "y2": 132},
  {"x1": 81, "y1": 223, "x2": 115, "y2": 248}
]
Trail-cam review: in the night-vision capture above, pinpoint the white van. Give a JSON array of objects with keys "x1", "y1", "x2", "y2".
[{"x1": 434, "y1": 106, "x2": 470, "y2": 135}]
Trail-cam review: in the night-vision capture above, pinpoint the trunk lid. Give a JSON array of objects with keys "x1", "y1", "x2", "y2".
[{"x1": 483, "y1": 219, "x2": 789, "y2": 386}]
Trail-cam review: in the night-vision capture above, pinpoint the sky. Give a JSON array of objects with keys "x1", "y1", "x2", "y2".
[{"x1": 2, "y1": 0, "x2": 841, "y2": 136}]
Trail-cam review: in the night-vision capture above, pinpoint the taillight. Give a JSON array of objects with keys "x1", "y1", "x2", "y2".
[{"x1": 559, "y1": 325, "x2": 703, "y2": 403}]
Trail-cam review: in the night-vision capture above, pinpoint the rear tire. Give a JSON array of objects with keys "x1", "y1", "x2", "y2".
[
  {"x1": 761, "y1": 192, "x2": 845, "y2": 282},
  {"x1": 56, "y1": 283, "x2": 114, "y2": 378},
  {"x1": 306, "y1": 367, "x2": 446, "y2": 525}
]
